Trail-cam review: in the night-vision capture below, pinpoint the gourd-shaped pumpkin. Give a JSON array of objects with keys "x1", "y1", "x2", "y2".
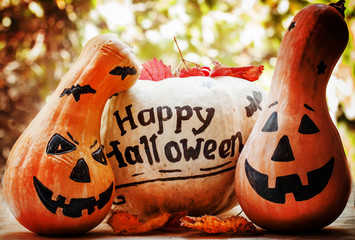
[
  {"x1": 235, "y1": 1, "x2": 352, "y2": 232},
  {"x1": 3, "y1": 34, "x2": 140, "y2": 235},
  {"x1": 101, "y1": 67, "x2": 266, "y2": 218}
]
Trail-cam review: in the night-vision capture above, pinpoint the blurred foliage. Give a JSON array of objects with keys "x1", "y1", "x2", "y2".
[{"x1": 0, "y1": 0, "x2": 355, "y2": 180}]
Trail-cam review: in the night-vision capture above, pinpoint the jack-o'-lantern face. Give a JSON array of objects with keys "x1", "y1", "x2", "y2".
[
  {"x1": 244, "y1": 102, "x2": 333, "y2": 204},
  {"x1": 233, "y1": 3, "x2": 352, "y2": 231},
  {"x1": 2, "y1": 35, "x2": 140, "y2": 235},
  {"x1": 33, "y1": 132, "x2": 113, "y2": 218}
]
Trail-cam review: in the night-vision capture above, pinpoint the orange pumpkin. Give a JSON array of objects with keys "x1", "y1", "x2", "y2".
[
  {"x1": 235, "y1": 1, "x2": 352, "y2": 232},
  {"x1": 3, "y1": 34, "x2": 140, "y2": 235}
]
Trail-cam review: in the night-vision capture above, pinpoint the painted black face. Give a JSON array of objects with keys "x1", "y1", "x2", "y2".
[
  {"x1": 245, "y1": 103, "x2": 333, "y2": 204},
  {"x1": 33, "y1": 133, "x2": 112, "y2": 217},
  {"x1": 46, "y1": 133, "x2": 107, "y2": 183}
]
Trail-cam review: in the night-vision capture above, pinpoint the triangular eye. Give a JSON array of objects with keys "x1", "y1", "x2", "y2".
[
  {"x1": 46, "y1": 133, "x2": 76, "y2": 155},
  {"x1": 261, "y1": 111, "x2": 278, "y2": 132},
  {"x1": 298, "y1": 114, "x2": 319, "y2": 134},
  {"x1": 92, "y1": 146, "x2": 107, "y2": 165}
]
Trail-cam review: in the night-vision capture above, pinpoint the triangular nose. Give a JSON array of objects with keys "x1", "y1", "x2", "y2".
[
  {"x1": 271, "y1": 135, "x2": 295, "y2": 162},
  {"x1": 70, "y1": 158, "x2": 91, "y2": 183}
]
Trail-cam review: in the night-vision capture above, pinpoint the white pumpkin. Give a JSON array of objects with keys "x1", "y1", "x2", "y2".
[{"x1": 100, "y1": 76, "x2": 266, "y2": 217}]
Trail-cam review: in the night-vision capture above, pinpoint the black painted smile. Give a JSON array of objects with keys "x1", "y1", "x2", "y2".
[
  {"x1": 245, "y1": 158, "x2": 334, "y2": 204},
  {"x1": 33, "y1": 177, "x2": 113, "y2": 218}
]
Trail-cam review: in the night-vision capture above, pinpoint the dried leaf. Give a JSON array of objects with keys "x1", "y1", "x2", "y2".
[
  {"x1": 211, "y1": 65, "x2": 264, "y2": 81},
  {"x1": 162, "y1": 211, "x2": 189, "y2": 232},
  {"x1": 139, "y1": 56, "x2": 263, "y2": 81},
  {"x1": 177, "y1": 61, "x2": 264, "y2": 81},
  {"x1": 139, "y1": 57, "x2": 174, "y2": 81},
  {"x1": 180, "y1": 215, "x2": 260, "y2": 234},
  {"x1": 108, "y1": 210, "x2": 172, "y2": 235},
  {"x1": 179, "y1": 67, "x2": 206, "y2": 77}
]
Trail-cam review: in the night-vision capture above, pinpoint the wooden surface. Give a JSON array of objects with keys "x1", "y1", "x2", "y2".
[{"x1": 0, "y1": 186, "x2": 354, "y2": 239}]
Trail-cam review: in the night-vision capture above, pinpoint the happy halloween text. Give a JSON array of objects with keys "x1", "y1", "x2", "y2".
[{"x1": 105, "y1": 104, "x2": 243, "y2": 168}]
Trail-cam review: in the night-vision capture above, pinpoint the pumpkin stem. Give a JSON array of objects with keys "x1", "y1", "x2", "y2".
[
  {"x1": 174, "y1": 37, "x2": 201, "y2": 70},
  {"x1": 174, "y1": 37, "x2": 190, "y2": 69},
  {"x1": 329, "y1": 0, "x2": 346, "y2": 18}
]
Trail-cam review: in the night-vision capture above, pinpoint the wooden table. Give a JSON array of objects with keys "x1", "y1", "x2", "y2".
[{"x1": 1, "y1": 186, "x2": 354, "y2": 239}]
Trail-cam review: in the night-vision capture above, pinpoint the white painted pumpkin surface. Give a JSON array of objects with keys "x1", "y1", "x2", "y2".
[{"x1": 101, "y1": 76, "x2": 266, "y2": 217}]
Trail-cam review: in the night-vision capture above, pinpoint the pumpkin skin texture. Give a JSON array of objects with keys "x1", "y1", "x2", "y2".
[
  {"x1": 101, "y1": 76, "x2": 266, "y2": 218},
  {"x1": 234, "y1": 2, "x2": 351, "y2": 232},
  {"x1": 3, "y1": 34, "x2": 140, "y2": 235}
]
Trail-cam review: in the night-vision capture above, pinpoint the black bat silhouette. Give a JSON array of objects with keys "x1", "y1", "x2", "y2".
[
  {"x1": 60, "y1": 84, "x2": 96, "y2": 102},
  {"x1": 109, "y1": 66, "x2": 137, "y2": 80},
  {"x1": 245, "y1": 91, "x2": 263, "y2": 117}
]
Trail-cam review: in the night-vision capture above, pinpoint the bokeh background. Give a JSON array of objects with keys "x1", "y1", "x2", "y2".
[{"x1": 0, "y1": 0, "x2": 354, "y2": 183}]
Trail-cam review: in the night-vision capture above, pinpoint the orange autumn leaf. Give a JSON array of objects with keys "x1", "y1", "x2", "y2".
[
  {"x1": 139, "y1": 57, "x2": 174, "y2": 81},
  {"x1": 180, "y1": 214, "x2": 260, "y2": 234},
  {"x1": 108, "y1": 210, "x2": 172, "y2": 235}
]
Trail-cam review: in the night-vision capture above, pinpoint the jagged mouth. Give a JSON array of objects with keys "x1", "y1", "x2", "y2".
[
  {"x1": 245, "y1": 158, "x2": 334, "y2": 204},
  {"x1": 33, "y1": 177, "x2": 113, "y2": 218}
]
